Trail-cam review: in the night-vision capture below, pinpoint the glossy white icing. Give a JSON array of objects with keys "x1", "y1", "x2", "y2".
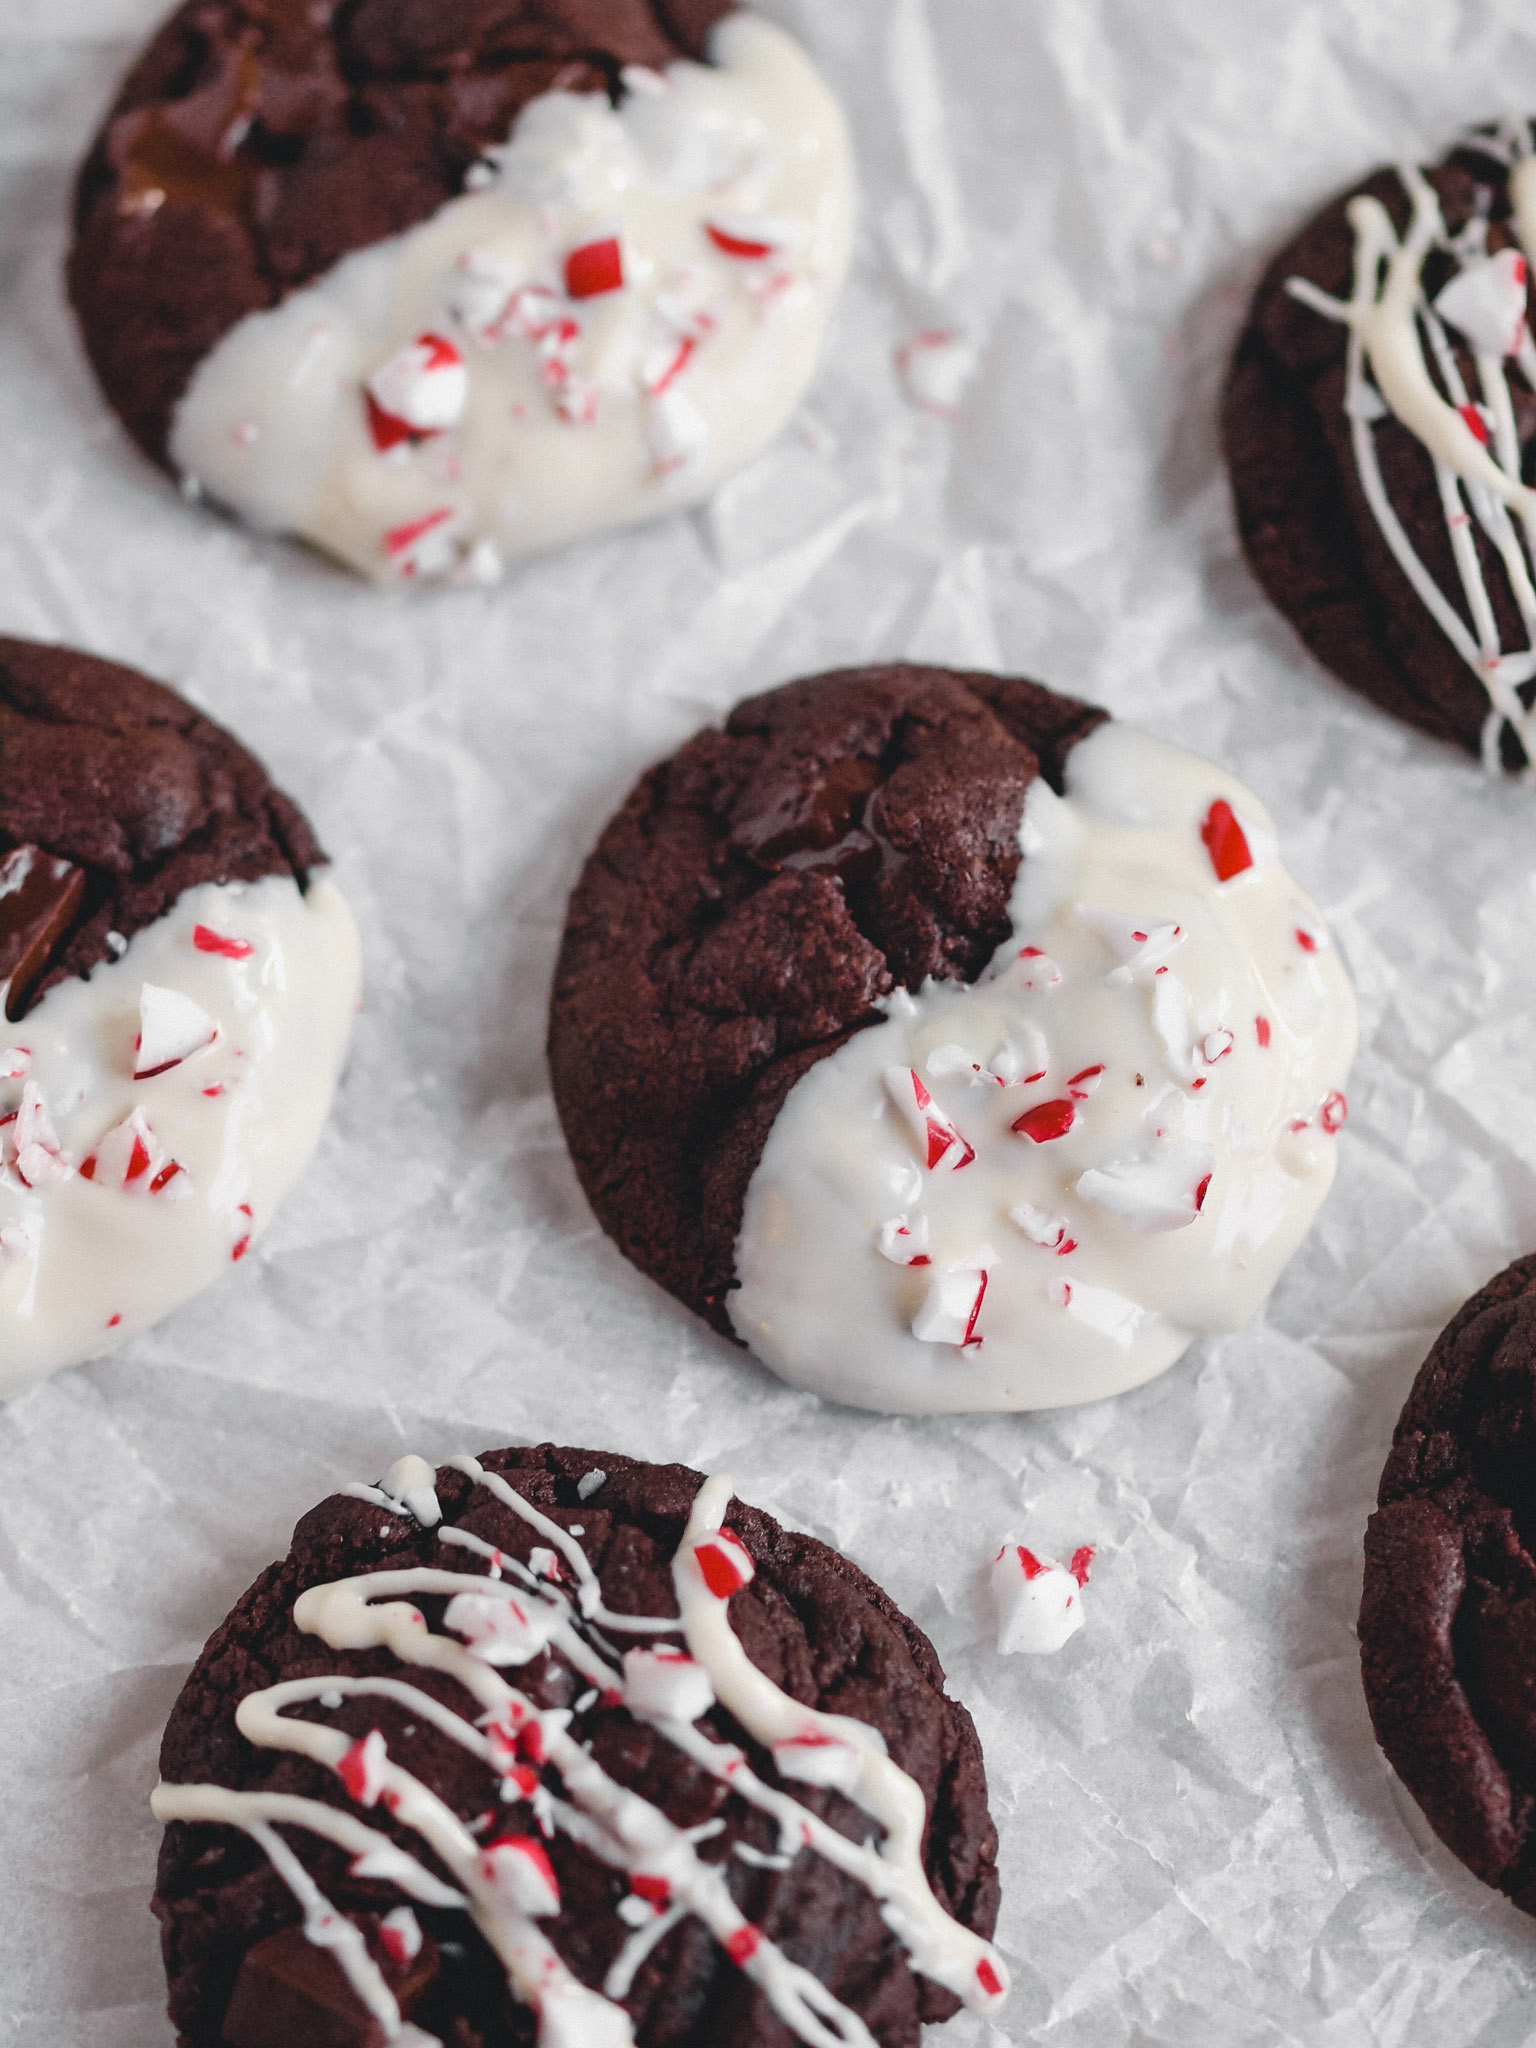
[
  {"x1": 0, "y1": 875, "x2": 359, "y2": 1395},
  {"x1": 169, "y1": 16, "x2": 854, "y2": 584},
  {"x1": 153, "y1": 1459, "x2": 1007, "y2": 2045},
  {"x1": 729, "y1": 724, "x2": 1357, "y2": 1412},
  {"x1": 1286, "y1": 139, "x2": 1536, "y2": 773}
]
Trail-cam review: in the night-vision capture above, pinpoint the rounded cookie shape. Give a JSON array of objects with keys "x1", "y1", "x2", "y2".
[
  {"x1": 548, "y1": 664, "x2": 1358, "y2": 1413},
  {"x1": 1361, "y1": 1254, "x2": 1536, "y2": 1912},
  {"x1": 69, "y1": 0, "x2": 855, "y2": 584},
  {"x1": 0, "y1": 636, "x2": 359, "y2": 1394},
  {"x1": 151, "y1": 1442, "x2": 1007, "y2": 2047},
  {"x1": 1224, "y1": 120, "x2": 1536, "y2": 774}
]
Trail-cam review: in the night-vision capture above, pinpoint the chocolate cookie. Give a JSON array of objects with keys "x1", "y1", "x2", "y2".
[
  {"x1": 69, "y1": 1, "x2": 856, "y2": 583},
  {"x1": 151, "y1": 1442, "x2": 1008, "y2": 2047},
  {"x1": 548, "y1": 663, "x2": 1358, "y2": 1414},
  {"x1": 1360, "y1": 1253, "x2": 1536, "y2": 1910},
  {"x1": 1224, "y1": 121, "x2": 1536, "y2": 773},
  {"x1": 0, "y1": 636, "x2": 359, "y2": 1396}
]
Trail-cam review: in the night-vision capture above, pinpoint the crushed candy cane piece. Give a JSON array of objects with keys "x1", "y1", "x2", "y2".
[
  {"x1": 1320, "y1": 1089, "x2": 1348, "y2": 1133},
  {"x1": 192, "y1": 925, "x2": 253, "y2": 961},
  {"x1": 1201, "y1": 1028, "x2": 1234, "y2": 1065},
  {"x1": 1255, "y1": 1015, "x2": 1272, "y2": 1049},
  {"x1": 480, "y1": 1835, "x2": 561, "y2": 1917},
  {"x1": 337, "y1": 1729, "x2": 389, "y2": 1808},
  {"x1": 1009, "y1": 1203, "x2": 1075, "y2": 1254},
  {"x1": 1074, "y1": 905, "x2": 1186, "y2": 985},
  {"x1": 641, "y1": 333, "x2": 697, "y2": 396},
  {"x1": 1076, "y1": 1139, "x2": 1214, "y2": 1232},
  {"x1": 895, "y1": 329, "x2": 976, "y2": 417},
  {"x1": 693, "y1": 1527, "x2": 755, "y2": 1598},
  {"x1": 565, "y1": 235, "x2": 625, "y2": 300},
  {"x1": 444, "y1": 1588, "x2": 562, "y2": 1667},
  {"x1": 1067, "y1": 1064, "x2": 1105, "y2": 1100},
  {"x1": 648, "y1": 388, "x2": 710, "y2": 476},
  {"x1": 1012, "y1": 1098, "x2": 1076, "y2": 1144},
  {"x1": 883, "y1": 1066, "x2": 976, "y2": 1172},
  {"x1": 365, "y1": 333, "x2": 467, "y2": 444},
  {"x1": 135, "y1": 983, "x2": 217, "y2": 1078},
  {"x1": 1200, "y1": 798, "x2": 1254, "y2": 882},
  {"x1": 384, "y1": 506, "x2": 458, "y2": 578},
  {"x1": 446, "y1": 250, "x2": 522, "y2": 346},
  {"x1": 771, "y1": 1732, "x2": 861, "y2": 1792},
  {"x1": 1007, "y1": 944, "x2": 1062, "y2": 989},
  {"x1": 622, "y1": 1645, "x2": 715, "y2": 1722},
  {"x1": 576, "y1": 1468, "x2": 606, "y2": 1500},
  {"x1": 705, "y1": 212, "x2": 802, "y2": 261},
  {"x1": 10, "y1": 1081, "x2": 69, "y2": 1187},
  {"x1": 379, "y1": 1905, "x2": 423, "y2": 1966},
  {"x1": 1049, "y1": 1276, "x2": 1146, "y2": 1346},
  {"x1": 1068, "y1": 1545, "x2": 1095, "y2": 1586},
  {"x1": 0, "y1": 1047, "x2": 29, "y2": 1081},
  {"x1": 1435, "y1": 247, "x2": 1530, "y2": 359},
  {"x1": 912, "y1": 1256, "x2": 991, "y2": 1347},
  {"x1": 987, "y1": 1022, "x2": 1049, "y2": 1086},
  {"x1": 991, "y1": 1543, "x2": 1086, "y2": 1654},
  {"x1": 876, "y1": 1212, "x2": 932, "y2": 1266}
]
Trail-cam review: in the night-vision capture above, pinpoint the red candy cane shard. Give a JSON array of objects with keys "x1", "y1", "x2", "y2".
[
  {"x1": 694, "y1": 1528, "x2": 755, "y2": 1598},
  {"x1": 1459, "y1": 402, "x2": 1490, "y2": 445},
  {"x1": 379, "y1": 1907, "x2": 422, "y2": 1966},
  {"x1": 1320, "y1": 1090, "x2": 1348, "y2": 1133},
  {"x1": 1016, "y1": 1547, "x2": 1047, "y2": 1581},
  {"x1": 337, "y1": 1729, "x2": 388, "y2": 1808},
  {"x1": 976, "y1": 1959, "x2": 1005, "y2": 1999},
  {"x1": 193, "y1": 925, "x2": 254, "y2": 960},
  {"x1": 1200, "y1": 798, "x2": 1254, "y2": 882},
  {"x1": 1067, "y1": 1064, "x2": 1105, "y2": 1099},
  {"x1": 705, "y1": 212, "x2": 798, "y2": 260},
  {"x1": 1068, "y1": 1546, "x2": 1095, "y2": 1587},
  {"x1": 725, "y1": 1926, "x2": 762, "y2": 1966},
  {"x1": 480, "y1": 1835, "x2": 561, "y2": 1916},
  {"x1": 631, "y1": 1874, "x2": 671, "y2": 1906},
  {"x1": 1256, "y1": 1015, "x2": 1272, "y2": 1048},
  {"x1": 883, "y1": 1065, "x2": 975, "y2": 1171},
  {"x1": 1294, "y1": 925, "x2": 1319, "y2": 954},
  {"x1": 565, "y1": 236, "x2": 625, "y2": 299},
  {"x1": 1012, "y1": 1098, "x2": 1076, "y2": 1144}
]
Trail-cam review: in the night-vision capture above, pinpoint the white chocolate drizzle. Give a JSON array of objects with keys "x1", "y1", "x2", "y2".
[
  {"x1": 152, "y1": 1459, "x2": 1008, "y2": 2046},
  {"x1": 1285, "y1": 135, "x2": 1536, "y2": 773}
]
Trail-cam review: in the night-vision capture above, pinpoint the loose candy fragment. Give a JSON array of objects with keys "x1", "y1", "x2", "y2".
[
  {"x1": 622, "y1": 1645, "x2": 715, "y2": 1722},
  {"x1": 1434, "y1": 247, "x2": 1530, "y2": 359},
  {"x1": 771, "y1": 1731, "x2": 861, "y2": 1792},
  {"x1": 1009, "y1": 1203, "x2": 1076, "y2": 1255},
  {"x1": 705, "y1": 212, "x2": 802, "y2": 261},
  {"x1": 10, "y1": 1080, "x2": 70, "y2": 1187},
  {"x1": 1200, "y1": 798, "x2": 1254, "y2": 882},
  {"x1": 193, "y1": 924, "x2": 253, "y2": 960},
  {"x1": 0, "y1": 1047, "x2": 29, "y2": 1080},
  {"x1": 693, "y1": 1527, "x2": 755, "y2": 1598},
  {"x1": 876, "y1": 1212, "x2": 932, "y2": 1266},
  {"x1": 884, "y1": 1065, "x2": 976, "y2": 1172},
  {"x1": 446, "y1": 250, "x2": 522, "y2": 347},
  {"x1": 991, "y1": 1543, "x2": 1086, "y2": 1654},
  {"x1": 1076, "y1": 1139, "x2": 1214, "y2": 1232},
  {"x1": 135, "y1": 983, "x2": 217, "y2": 1077},
  {"x1": 480, "y1": 1835, "x2": 561, "y2": 1916},
  {"x1": 1012, "y1": 1097, "x2": 1075, "y2": 1144},
  {"x1": 444, "y1": 1589, "x2": 562, "y2": 1667},
  {"x1": 988, "y1": 1023, "x2": 1049, "y2": 1086},
  {"x1": 365, "y1": 333, "x2": 467, "y2": 445},
  {"x1": 379, "y1": 1906, "x2": 423, "y2": 1966},
  {"x1": 384, "y1": 507, "x2": 459, "y2": 579},
  {"x1": 337, "y1": 1729, "x2": 389, "y2": 1808},
  {"x1": 1006, "y1": 944, "x2": 1062, "y2": 990},
  {"x1": 1320, "y1": 1089, "x2": 1348, "y2": 1133},
  {"x1": 565, "y1": 236, "x2": 625, "y2": 300},
  {"x1": 1074, "y1": 905, "x2": 1185, "y2": 985},
  {"x1": 912, "y1": 1257, "x2": 991, "y2": 1348}
]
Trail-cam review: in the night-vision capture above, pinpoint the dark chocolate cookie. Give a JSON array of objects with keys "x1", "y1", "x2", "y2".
[
  {"x1": 0, "y1": 634, "x2": 318, "y2": 1018},
  {"x1": 547, "y1": 662, "x2": 1106, "y2": 1338},
  {"x1": 1360, "y1": 1253, "x2": 1536, "y2": 1909},
  {"x1": 1223, "y1": 124, "x2": 1536, "y2": 772},
  {"x1": 151, "y1": 1442, "x2": 1007, "y2": 2047},
  {"x1": 69, "y1": 0, "x2": 732, "y2": 468}
]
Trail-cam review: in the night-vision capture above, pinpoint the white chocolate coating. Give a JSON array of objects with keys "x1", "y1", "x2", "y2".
[
  {"x1": 0, "y1": 874, "x2": 359, "y2": 1395},
  {"x1": 169, "y1": 16, "x2": 854, "y2": 584},
  {"x1": 729, "y1": 725, "x2": 1358, "y2": 1413}
]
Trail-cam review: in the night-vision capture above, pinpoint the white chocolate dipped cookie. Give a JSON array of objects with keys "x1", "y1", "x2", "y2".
[
  {"x1": 550, "y1": 664, "x2": 1357, "y2": 1414},
  {"x1": 0, "y1": 638, "x2": 359, "y2": 1395},
  {"x1": 70, "y1": 3, "x2": 854, "y2": 585},
  {"x1": 151, "y1": 1444, "x2": 1007, "y2": 2047}
]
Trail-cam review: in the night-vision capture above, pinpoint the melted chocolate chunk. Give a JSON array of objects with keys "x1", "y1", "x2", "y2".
[
  {"x1": 0, "y1": 847, "x2": 86, "y2": 1022},
  {"x1": 220, "y1": 1923, "x2": 439, "y2": 2048}
]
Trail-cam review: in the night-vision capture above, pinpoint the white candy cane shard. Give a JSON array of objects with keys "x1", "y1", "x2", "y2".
[
  {"x1": 443, "y1": 1589, "x2": 563, "y2": 1667},
  {"x1": 1003, "y1": 945, "x2": 1062, "y2": 990},
  {"x1": 986, "y1": 1024, "x2": 1049, "y2": 1087},
  {"x1": 366, "y1": 333, "x2": 468, "y2": 433},
  {"x1": 648, "y1": 388, "x2": 710, "y2": 476},
  {"x1": 480, "y1": 1834, "x2": 561, "y2": 1917},
  {"x1": 894, "y1": 330, "x2": 976, "y2": 418},
  {"x1": 10, "y1": 1080, "x2": 70, "y2": 1187},
  {"x1": 926, "y1": 1043, "x2": 990, "y2": 1084},
  {"x1": 622, "y1": 1646, "x2": 716, "y2": 1723},
  {"x1": 1075, "y1": 1140, "x2": 1214, "y2": 1233},
  {"x1": 135, "y1": 983, "x2": 217, "y2": 1078},
  {"x1": 770, "y1": 1733, "x2": 862, "y2": 1792},
  {"x1": 1047, "y1": 1276, "x2": 1146, "y2": 1347},
  {"x1": 883, "y1": 1067, "x2": 975, "y2": 1173},
  {"x1": 876, "y1": 1213, "x2": 932, "y2": 1266},
  {"x1": 445, "y1": 252, "x2": 522, "y2": 347},
  {"x1": 991, "y1": 1545, "x2": 1085, "y2": 1656},
  {"x1": 911, "y1": 1255, "x2": 992, "y2": 1348},
  {"x1": 1433, "y1": 247, "x2": 1530, "y2": 360},
  {"x1": 1150, "y1": 970, "x2": 1197, "y2": 1080},
  {"x1": 1009, "y1": 1203, "x2": 1075, "y2": 1254},
  {"x1": 0, "y1": 1047, "x2": 30, "y2": 1081},
  {"x1": 1073, "y1": 905, "x2": 1185, "y2": 985}
]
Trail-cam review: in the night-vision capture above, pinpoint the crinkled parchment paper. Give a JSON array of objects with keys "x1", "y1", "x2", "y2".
[{"x1": 5, "y1": 1, "x2": 1536, "y2": 2042}]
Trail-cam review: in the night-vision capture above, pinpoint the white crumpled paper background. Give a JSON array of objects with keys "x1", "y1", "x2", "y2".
[{"x1": 4, "y1": 0, "x2": 1536, "y2": 2041}]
